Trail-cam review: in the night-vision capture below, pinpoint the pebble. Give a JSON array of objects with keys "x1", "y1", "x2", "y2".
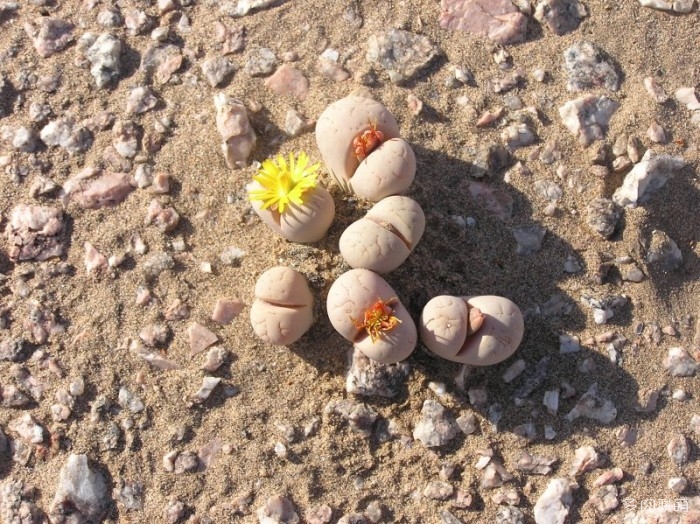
[
  {"x1": 63, "y1": 170, "x2": 135, "y2": 209},
  {"x1": 317, "y1": 56, "x2": 350, "y2": 82},
  {"x1": 84, "y1": 241, "x2": 107, "y2": 274},
  {"x1": 413, "y1": 399, "x2": 459, "y2": 448},
  {"x1": 201, "y1": 56, "x2": 237, "y2": 87},
  {"x1": 142, "y1": 252, "x2": 175, "y2": 280},
  {"x1": 559, "y1": 95, "x2": 619, "y2": 146},
  {"x1": 325, "y1": 399, "x2": 378, "y2": 437},
  {"x1": 645, "y1": 230, "x2": 683, "y2": 272},
  {"x1": 87, "y1": 33, "x2": 122, "y2": 88},
  {"x1": 668, "y1": 476, "x2": 687, "y2": 493},
  {"x1": 214, "y1": 93, "x2": 257, "y2": 168},
  {"x1": 496, "y1": 506, "x2": 525, "y2": 524},
  {"x1": 201, "y1": 347, "x2": 228, "y2": 372},
  {"x1": 586, "y1": 198, "x2": 621, "y2": 238},
  {"x1": 8, "y1": 413, "x2": 43, "y2": 443},
  {"x1": 193, "y1": 376, "x2": 221, "y2": 403},
  {"x1": 40, "y1": 115, "x2": 93, "y2": 154},
  {"x1": 564, "y1": 41, "x2": 620, "y2": 92},
  {"x1": 533, "y1": 478, "x2": 577, "y2": 524},
  {"x1": 256, "y1": 495, "x2": 299, "y2": 524},
  {"x1": 244, "y1": 47, "x2": 277, "y2": 76},
  {"x1": 440, "y1": 0, "x2": 528, "y2": 45},
  {"x1": 139, "y1": 324, "x2": 169, "y2": 346},
  {"x1": 306, "y1": 505, "x2": 333, "y2": 524},
  {"x1": 141, "y1": 43, "x2": 183, "y2": 84},
  {"x1": 644, "y1": 76, "x2": 669, "y2": 103},
  {"x1": 469, "y1": 182, "x2": 513, "y2": 220},
  {"x1": 145, "y1": 199, "x2": 180, "y2": 232},
  {"x1": 125, "y1": 10, "x2": 152, "y2": 35},
  {"x1": 613, "y1": 150, "x2": 684, "y2": 207},
  {"x1": 565, "y1": 384, "x2": 617, "y2": 423},
  {"x1": 366, "y1": 29, "x2": 439, "y2": 84},
  {"x1": 188, "y1": 322, "x2": 218, "y2": 356},
  {"x1": 126, "y1": 86, "x2": 157, "y2": 114},
  {"x1": 346, "y1": 347, "x2": 410, "y2": 398},
  {"x1": 516, "y1": 451, "x2": 557, "y2": 475},
  {"x1": 456, "y1": 412, "x2": 477, "y2": 435},
  {"x1": 262, "y1": 64, "x2": 310, "y2": 100},
  {"x1": 502, "y1": 359, "x2": 526, "y2": 383},
  {"x1": 114, "y1": 479, "x2": 143, "y2": 511},
  {"x1": 621, "y1": 264, "x2": 645, "y2": 282},
  {"x1": 284, "y1": 109, "x2": 313, "y2": 137},
  {"x1": 173, "y1": 451, "x2": 199, "y2": 474},
  {"x1": 534, "y1": 0, "x2": 587, "y2": 35},
  {"x1": 49, "y1": 454, "x2": 109, "y2": 522},
  {"x1": 667, "y1": 435, "x2": 690, "y2": 466},
  {"x1": 501, "y1": 123, "x2": 536, "y2": 149},
  {"x1": 24, "y1": 17, "x2": 74, "y2": 58},
  {"x1": 423, "y1": 481, "x2": 454, "y2": 500},
  {"x1": 639, "y1": 0, "x2": 696, "y2": 12},
  {"x1": 512, "y1": 225, "x2": 546, "y2": 255},
  {"x1": 588, "y1": 485, "x2": 618, "y2": 514},
  {"x1": 481, "y1": 461, "x2": 514, "y2": 489},
  {"x1": 5, "y1": 204, "x2": 66, "y2": 262},
  {"x1": 212, "y1": 298, "x2": 244, "y2": 324}
]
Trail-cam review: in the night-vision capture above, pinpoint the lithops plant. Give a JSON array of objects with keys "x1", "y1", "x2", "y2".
[
  {"x1": 326, "y1": 269, "x2": 417, "y2": 364},
  {"x1": 248, "y1": 151, "x2": 335, "y2": 243},
  {"x1": 420, "y1": 295, "x2": 524, "y2": 366},
  {"x1": 317, "y1": 95, "x2": 412, "y2": 197},
  {"x1": 214, "y1": 93, "x2": 256, "y2": 169},
  {"x1": 339, "y1": 196, "x2": 425, "y2": 274},
  {"x1": 250, "y1": 266, "x2": 314, "y2": 345},
  {"x1": 352, "y1": 137, "x2": 416, "y2": 201}
]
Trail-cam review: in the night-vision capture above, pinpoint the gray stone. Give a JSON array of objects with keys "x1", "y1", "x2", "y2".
[
  {"x1": 141, "y1": 44, "x2": 183, "y2": 84},
  {"x1": 256, "y1": 495, "x2": 299, "y2": 524},
  {"x1": 413, "y1": 399, "x2": 459, "y2": 448},
  {"x1": 588, "y1": 485, "x2": 618, "y2": 514},
  {"x1": 564, "y1": 41, "x2": 620, "y2": 92},
  {"x1": 40, "y1": 116, "x2": 93, "y2": 154},
  {"x1": 24, "y1": 17, "x2": 74, "y2": 58},
  {"x1": 244, "y1": 47, "x2": 276, "y2": 76},
  {"x1": 535, "y1": 0, "x2": 587, "y2": 35},
  {"x1": 496, "y1": 506, "x2": 525, "y2": 524},
  {"x1": 513, "y1": 225, "x2": 546, "y2": 255},
  {"x1": 346, "y1": 347, "x2": 410, "y2": 398},
  {"x1": 645, "y1": 230, "x2": 682, "y2": 272},
  {"x1": 0, "y1": 338, "x2": 26, "y2": 362},
  {"x1": 565, "y1": 383, "x2": 617, "y2": 423},
  {"x1": 201, "y1": 56, "x2": 237, "y2": 87},
  {"x1": 664, "y1": 347, "x2": 698, "y2": 377},
  {"x1": 366, "y1": 29, "x2": 440, "y2": 84},
  {"x1": 87, "y1": 33, "x2": 122, "y2": 88},
  {"x1": 5, "y1": 204, "x2": 66, "y2": 262},
  {"x1": 586, "y1": 198, "x2": 621, "y2": 238},
  {"x1": 49, "y1": 454, "x2": 110, "y2": 523},
  {"x1": 126, "y1": 86, "x2": 157, "y2": 114}
]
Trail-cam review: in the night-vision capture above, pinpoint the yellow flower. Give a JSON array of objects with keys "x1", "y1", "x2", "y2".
[{"x1": 248, "y1": 151, "x2": 320, "y2": 214}]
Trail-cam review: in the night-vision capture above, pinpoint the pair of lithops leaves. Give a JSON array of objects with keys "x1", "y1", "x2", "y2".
[
  {"x1": 327, "y1": 269, "x2": 525, "y2": 365},
  {"x1": 316, "y1": 95, "x2": 424, "y2": 274}
]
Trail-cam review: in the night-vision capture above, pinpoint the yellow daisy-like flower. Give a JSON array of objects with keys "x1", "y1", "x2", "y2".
[{"x1": 248, "y1": 151, "x2": 320, "y2": 214}]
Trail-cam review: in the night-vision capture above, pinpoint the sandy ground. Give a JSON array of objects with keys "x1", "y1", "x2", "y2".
[{"x1": 1, "y1": 0, "x2": 700, "y2": 522}]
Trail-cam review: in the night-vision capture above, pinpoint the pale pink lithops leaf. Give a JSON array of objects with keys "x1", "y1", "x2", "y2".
[
  {"x1": 188, "y1": 323, "x2": 218, "y2": 355},
  {"x1": 350, "y1": 138, "x2": 416, "y2": 201},
  {"x1": 250, "y1": 267, "x2": 313, "y2": 345}
]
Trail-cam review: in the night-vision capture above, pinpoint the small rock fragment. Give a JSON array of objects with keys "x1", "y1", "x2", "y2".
[
  {"x1": 586, "y1": 198, "x2": 621, "y2": 238},
  {"x1": 565, "y1": 384, "x2": 617, "y2": 423},
  {"x1": 533, "y1": 478, "x2": 578, "y2": 524},
  {"x1": 188, "y1": 323, "x2": 218, "y2": 355},
  {"x1": 24, "y1": 18, "x2": 74, "y2": 58},
  {"x1": 87, "y1": 33, "x2": 122, "y2": 88},
  {"x1": 201, "y1": 56, "x2": 237, "y2": 87},
  {"x1": 413, "y1": 399, "x2": 459, "y2": 448},
  {"x1": 346, "y1": 347, "x2": 410, "y2": 398},
  {"x1": 256, "y1": 495, "x2": 300, "y2": 524},
  {"x1": 559, "y1": 95, "x2": 619, "y2": 146},
  {"x1": 126, "y1": 86, "x2": 157, "y2": 114},
  {"x1": 193, "y1": 377, "x2": 221, "y2": 403},
  {"x1": 664, "y1": 347, "x2": 698, "y2": 377},
  {"x1": 366, "y1": 29, "x2": 439, "y2": 84},
  {"x1": 439, "y1": 0, "x2": 528, "y2": 45},
  {"x1": 264, "y1": 64, "x2": 309, "y2": 100},
  {"x1": 613, "y1": 150, "x2": 684, "y2": 207},
  {"x1": 214, "y1": 93, "x2": 257, "y2": 168},
  {"x1": 49, "y1": 454, "x2": 109, "y2": 523},
  {"x1": 212, "y1": 298, "x2": 245, "y2": 324},
  {"x1": 5, "y1": 204, "x2": 66, "y2": 262},
  {"x1": 645, "y1": 230, "x2": 683, "y2": 272},
  {"x1": 534, "y1": 0, "x2": 587, "y2": 35}
]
